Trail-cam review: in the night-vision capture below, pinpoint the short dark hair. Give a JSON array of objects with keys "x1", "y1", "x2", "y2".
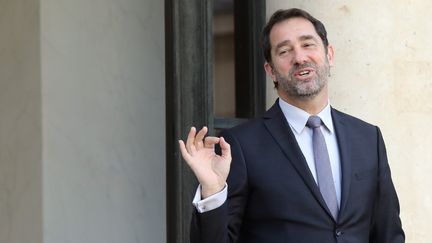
[{"x1": 262, "y1": 8, "x2": 329, "y2": 64}]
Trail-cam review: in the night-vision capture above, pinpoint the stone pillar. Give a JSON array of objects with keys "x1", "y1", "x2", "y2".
[
  {"x1": 0, "y1": 0, "x2": 166, "y2": 242},
  {"x1": 41, "y1": 0, "x2": 166, "y2": 242},
  {"x1": 0, "y1": 0, "x2": 42, "y2": 242}
]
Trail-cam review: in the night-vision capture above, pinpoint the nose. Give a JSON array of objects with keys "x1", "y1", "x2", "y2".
[{"x1": 292, "y1": 49, "x2": 308, "y2": 65}]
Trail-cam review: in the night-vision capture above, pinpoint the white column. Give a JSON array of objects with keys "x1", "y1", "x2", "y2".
[
  {"x1": 0, "y1": 0, "x2": 166, "y2": 242},
  {"x1": 41, "y1": 0, "x2": 166, "y2": 242}
]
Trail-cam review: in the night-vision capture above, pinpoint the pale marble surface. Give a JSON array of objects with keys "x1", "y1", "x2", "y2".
[
  {"x1": 0, "y1": 0, "x2": 165, "y2": 242},
  {"x1": 41, "y1": 0, "x2": 165, "y2": 242},
  {"x1": 267, "y1": 1, "x2": 432, "y2": 242}
]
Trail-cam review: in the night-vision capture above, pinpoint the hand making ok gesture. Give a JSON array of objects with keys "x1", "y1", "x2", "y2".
[{"x1": 178, "y1": 126, "x2": 232, "y2": 198}]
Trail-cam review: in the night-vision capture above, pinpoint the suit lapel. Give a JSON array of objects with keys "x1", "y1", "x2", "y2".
[
  {"x1": 263, "y1": 101, "x2": 336, "y2": 221},
  {"x1": 331, "y1": 108, "x2": 352, "y2": 219}
]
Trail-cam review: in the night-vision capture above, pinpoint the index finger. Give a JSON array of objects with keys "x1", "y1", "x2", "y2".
[{"x1": 204, "y1": 136, "x2": 220, "y2": 148}]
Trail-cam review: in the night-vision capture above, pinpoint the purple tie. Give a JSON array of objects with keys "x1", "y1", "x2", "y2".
[{"x1": 306, "y1": 116, "x2": 339, "y2": 220}]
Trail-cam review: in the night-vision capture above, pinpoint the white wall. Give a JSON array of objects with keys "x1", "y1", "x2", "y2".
[
  {"x1": 41, "y1": 0, "x2": 165, "y2": 242},
  {"x1": 266, "y1": 1, "x2": 432, "y2": 242}
]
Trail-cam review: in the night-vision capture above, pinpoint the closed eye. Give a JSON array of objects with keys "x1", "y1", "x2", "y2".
[
  {"x1": 278, "y1": 48, "x2": 292, "y2": 56},
  {"x1": 303, "y1": 43, "x2": 315, "y2": 48}
]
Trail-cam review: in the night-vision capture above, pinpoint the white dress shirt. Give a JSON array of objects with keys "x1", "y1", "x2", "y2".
[{"x1": 193, "y1": 99, "x2": 342, "y2": 213}]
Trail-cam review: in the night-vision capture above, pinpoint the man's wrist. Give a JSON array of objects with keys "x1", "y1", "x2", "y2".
[
  {"x1": 201, "y1": 183, "x2": 225, "y2": 199},
  {"x1": 193, "y1": 183, "x2": 228, "y2": 213}
]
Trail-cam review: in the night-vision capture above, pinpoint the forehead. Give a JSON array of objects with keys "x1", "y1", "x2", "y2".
[{"x1": 269, "y1": 17, "x2": 320, "y2": 46}]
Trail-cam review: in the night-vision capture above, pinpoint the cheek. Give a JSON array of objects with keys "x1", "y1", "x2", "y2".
[
  {"x1": 312, "y1": 53, "x2": 328, "y2": 65},
  {"x1": 275, "y1": 64, "x2": 293, "y2": 75}
]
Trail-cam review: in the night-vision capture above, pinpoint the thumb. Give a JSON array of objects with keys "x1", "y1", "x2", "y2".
[{"x1": 219, "y1": 137, "x2": 231, "y2": 160}]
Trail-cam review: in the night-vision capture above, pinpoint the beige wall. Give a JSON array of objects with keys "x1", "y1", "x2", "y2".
[
  {"x1": 0, "y1": 0, "x2": 42, "y2": 242},
  {"x1": 267, "y1": 1, "x2": 432, "y2": 242}
]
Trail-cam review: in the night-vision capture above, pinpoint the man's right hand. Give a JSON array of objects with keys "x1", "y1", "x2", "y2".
[{"x1": 179, "y1": 126, "x2": 232, "y2": 199}]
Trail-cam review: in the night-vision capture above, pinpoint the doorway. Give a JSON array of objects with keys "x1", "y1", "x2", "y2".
[{"x1": 165, "y1": 1, "x2": 265, "y2": 241}]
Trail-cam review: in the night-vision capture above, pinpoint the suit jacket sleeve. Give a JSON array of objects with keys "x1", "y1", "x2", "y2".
[
  {"x1": 190, "y1": 130, "x2": 248, "y2": 243},
  {"x1": 369, "y1": 127, "x2": 405, "y2": 243}
]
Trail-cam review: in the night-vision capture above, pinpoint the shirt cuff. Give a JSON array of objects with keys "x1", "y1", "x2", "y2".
[{"x1": 192, "y1": 183, "x2": 228, "y2": 213}]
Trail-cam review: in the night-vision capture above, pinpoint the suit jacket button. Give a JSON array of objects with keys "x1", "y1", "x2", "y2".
[{"x1": 335, "y1": 229, "x2": 343, "y2": 237}]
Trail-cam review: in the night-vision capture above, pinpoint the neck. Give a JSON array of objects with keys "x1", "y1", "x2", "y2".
[{"x1": 278, "y1": 87, "x2": 329, "y2": 115}]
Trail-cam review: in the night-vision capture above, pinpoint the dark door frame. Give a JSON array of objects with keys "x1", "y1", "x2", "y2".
[{"x1": 165, "y1": 1, "x2": 265, "y2": 242}]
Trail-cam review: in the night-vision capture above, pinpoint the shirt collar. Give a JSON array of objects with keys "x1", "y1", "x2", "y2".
[{"x1": 278, "y1": 98, "x2": 334, "y2": 134}]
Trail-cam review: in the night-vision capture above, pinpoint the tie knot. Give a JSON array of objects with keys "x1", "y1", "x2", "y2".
[{"x1": 306, "y1": 116, "x2": 322, "y2": 128}]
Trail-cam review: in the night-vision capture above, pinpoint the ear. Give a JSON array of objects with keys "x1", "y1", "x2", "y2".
[
  {"x1": 264, "y1": 62, "x2": 277, "y2": 82},
  {"x1": 326, "y1": 44, "x2": 334, "y2": 66}
]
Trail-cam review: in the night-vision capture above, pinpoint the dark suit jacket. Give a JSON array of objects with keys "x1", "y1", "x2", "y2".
[{"x1": 191, "y1": 101, "x2": 404, "y2": 243}]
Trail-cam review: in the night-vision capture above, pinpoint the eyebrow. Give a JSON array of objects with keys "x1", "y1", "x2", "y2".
[
  {"x1": 274, "y1": 35, "x2": 319, "y2": 50},
  {"x1": 299, "y1": 35, "x2": 318, "y2": 42},
  {"x1": 275, "y1": 40, "x2": 291, "y2": 50}
]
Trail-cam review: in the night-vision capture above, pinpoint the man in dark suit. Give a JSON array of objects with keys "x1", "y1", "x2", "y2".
[{"x1": 179, "y1": 8, "x2": 404, "y2": 243}]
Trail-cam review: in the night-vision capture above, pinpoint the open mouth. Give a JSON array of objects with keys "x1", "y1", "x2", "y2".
[
  {"x1": 294, "y1": 68, "x2": 314, "y2": 78},
  {"x1": 299, "y1": 70, "x2": 310, "y2": 76}
]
